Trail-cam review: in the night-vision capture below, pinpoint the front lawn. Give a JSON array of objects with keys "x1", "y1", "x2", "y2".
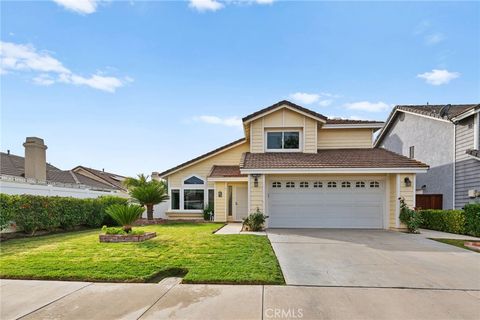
[
  {"x1": 0, "y1": 223, "x2": 284, "y2": 284},
  {"x1": 430, "y1": 238, "x2": 479, "y2": 253}
]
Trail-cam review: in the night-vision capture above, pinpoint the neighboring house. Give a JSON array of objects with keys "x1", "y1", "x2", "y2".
[
  {"x1": 375, "y1": 104, "x2": 480, "y2": 209},
  {"x1": 0, "y1": 137, "x2": 128, "y2": 198},
  {"x1": 156, "y1": 100, "x2": 428, "y2": 229}
]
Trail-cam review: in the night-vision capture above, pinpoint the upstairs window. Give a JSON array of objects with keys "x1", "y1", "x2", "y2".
[
  {"x1": 409, "y1": 146, "x2": 415, "y2": 159},
  {"x1": 266, "y1": 131, "x2": 300, "y2": 151},
  {"x1": 184, "y1": 176, "x2": 204, "y2": 185}
]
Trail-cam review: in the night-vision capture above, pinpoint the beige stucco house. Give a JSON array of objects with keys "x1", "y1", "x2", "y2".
[{"x1": 157, "y1": 100, "x2": 428, "y2": 229}]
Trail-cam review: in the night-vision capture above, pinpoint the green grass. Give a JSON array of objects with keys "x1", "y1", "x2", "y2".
[
  {"x1": 430, "y1": 238, "x2": 479, "y2": 253},
  {"x1": 0, "y1": 223, "x2": 284, "y2": 284}
]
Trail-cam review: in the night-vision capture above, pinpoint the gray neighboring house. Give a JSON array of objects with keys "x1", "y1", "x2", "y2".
[{"x1": 375, "y1": 104, "x2": 480, "y2": 209}]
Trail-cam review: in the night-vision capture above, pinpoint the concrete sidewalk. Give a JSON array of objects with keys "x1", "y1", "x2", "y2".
[{"x1": 1, "y1": 279, "x2": 479, "y2": 320}]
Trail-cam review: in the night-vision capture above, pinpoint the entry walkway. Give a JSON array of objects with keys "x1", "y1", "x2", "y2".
[
  {"x1": 1, "y1": 279, "x2": 479, "y2": 320},
  {"x1": 214, "y1": 223, "x2": 266, "y2": 235}
]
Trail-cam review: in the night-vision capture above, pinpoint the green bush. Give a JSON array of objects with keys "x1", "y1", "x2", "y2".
[
  {"x1": 0, "y1": 193, "x2": 128, "y2": 235},
  {"x1": 420, "y1": 209, "x2": 465, "y2": 234},
  {"x1": 243, "y1": 208, "x2": 267, "y2": 231},
  {"x1": 464, "y1": 203, "x2": 480, "y2": 237},
  {"x1": 203, "y1": 204, "x2": 214, "y2": 221},
  {"x1": 97, "y1": 196, "x2": 129, "y2": 226},
  {"x1": 399, "y1": 198, "x2": 422, "y2": 233},
  {"x1": 0, "y1": 194, "x2": 14, "y2": 231}
]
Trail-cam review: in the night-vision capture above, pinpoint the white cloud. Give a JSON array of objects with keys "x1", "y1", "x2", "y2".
[
  {"x1": 425, "y1": 33, "x2": 445, "y2": 45},
  {"x1": 33, "y1": 74, "x2": 55, "y2": 86},
  {"x1": 318, "y1": 99, "x2": 333, "y2": 107},
  {"x1": 189, "y1": 0, "x2": 224, "y2": 12},
  {"x1": 0, "y1": 41, "x2": 129, "y2": 92},
  {"x1": 417, "y1": 69, "x2": 460, "y2": 85},
  {"x1": 193, "y1": 115, "x2": 242, "y2": 128},
  {"x1": 52, "y1": 0, "x2": 100, "y2": 14},
  {"x1": 344, "y1": 101, "x2": 390, "y2": 112},
  {"x1": 289, "y1": 92, "x2": 320, "y2": 104},
  {"x1": 255, "y1": 0, "x2": 274, "y2": 4}
]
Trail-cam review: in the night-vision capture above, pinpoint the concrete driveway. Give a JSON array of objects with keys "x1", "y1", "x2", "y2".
[{"x1": 268, "y1": 229, "x2": 480, "y2": 289}]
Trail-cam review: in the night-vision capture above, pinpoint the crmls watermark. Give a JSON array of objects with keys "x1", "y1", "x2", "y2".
[{"x1": 265, "y1": 308, "x2": 304, "y2": 319}]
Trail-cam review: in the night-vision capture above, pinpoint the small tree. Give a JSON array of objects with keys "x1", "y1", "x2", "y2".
[
  {"x1": 124, "y1": 174, "x2": 168, "y2": 220},
  {"x1": 105, "y1": 204, "x2": 145, "y2": 233}
]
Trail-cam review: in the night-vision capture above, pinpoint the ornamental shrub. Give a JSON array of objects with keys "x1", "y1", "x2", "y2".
[
  {"x1": 243, "y1": 208, "x2": 267, "y2": 231},
  {"x1": 0, "y1": 193, "x2": 128, "y2": 235},
  {"x1": 399, "y1": 197, "x2": 423, "y2": 233},
  {"x1": 464, "y1": 203, "x2": 480, "y2": 237},
  {"x1": 0, "y1": 194, "x2": 14, "y2": 231},
  {"x1": 419, "y1": 209, "x2": 465, "y2": 234}
]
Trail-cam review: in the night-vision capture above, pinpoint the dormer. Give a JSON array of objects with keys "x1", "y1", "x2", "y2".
[{"x1": 242, "y1": 100, "x2": 327, "y2": 153}]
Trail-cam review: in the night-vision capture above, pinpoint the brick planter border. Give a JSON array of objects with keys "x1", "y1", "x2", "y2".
[
  {"x1": 99, "y1": 232, "x2": 157, "y2": 243},
  {"x1": 464, "y1": 241, "x2": 480, "y2": 252}
]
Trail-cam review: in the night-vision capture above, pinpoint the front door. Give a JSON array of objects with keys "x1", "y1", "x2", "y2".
[{"x1": 234, "y1": 186, "x2": 248, "y2": 221}]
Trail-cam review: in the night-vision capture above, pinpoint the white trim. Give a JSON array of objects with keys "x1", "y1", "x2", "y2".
[
  {"x1": 413, "y1": 174, "x2": 416, "y2": 208},
  {"x1": 385, "y1": 173, "x2": 390, "y2": 229},
  {"x1": 450, "y1": 107, "x2": 480, "y2": 122},
  {"x1": 247, "y1": 175, "x2": 251, "y2": 214},
  {"x1": 264, "y1": 129, "x2": 303, "y2": 152},
  {"x1": 249, "y1": 125, "x2": 253, "y2": 153},
  {"x1": 207, "y1": 177, "x2": 248, "y2": 182},
  {"x1": 241, "y1": 168, "x2": 428, "y2": 174},
  {"x1": 243, "y1": 104, "x2": 327, "y2": 125},
  {"x1": 395, "y1": 174, "x2": 401, "y2": 228},
  {"x1": 323, "y1": 123, "x2": 384, "y2": 129},
  {"x1": 474, "y1": 112, "x2": 479, "y2": 149},
  {"x1": 160, "y1": 139, "x2": 246, "y2": 178},
  {"x1": 303, "y1": 117, "x2": 306, "y2": 152},
  {"x1": 453, "y1": 124, "x2": 456, "y2": 209},
  {"x1": 262, "y1": 174, "x2": 266, "y2": 214},
  {"x1": 262, "y1": 117, "x2": 265, "y2": 152},
  {"x1": 224, "y1": 182, "x2": 228, "y2": 217}
]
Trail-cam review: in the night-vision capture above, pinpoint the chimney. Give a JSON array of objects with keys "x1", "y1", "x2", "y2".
[{"x1": 23, "y1": 137, "x2": 47, "y2": 181}]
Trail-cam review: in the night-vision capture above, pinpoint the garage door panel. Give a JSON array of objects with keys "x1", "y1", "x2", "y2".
[{"x1": 268, "y1": 177, "x2": 385, "y2": 229}]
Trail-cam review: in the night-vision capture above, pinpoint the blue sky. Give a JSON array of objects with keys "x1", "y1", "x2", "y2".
[{"x1": 1, "y1": 0, "x2": 479, "y2": 177}]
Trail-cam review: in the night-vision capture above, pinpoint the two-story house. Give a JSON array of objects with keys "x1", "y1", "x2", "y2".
[
  {"x1": 375, "y1": 104, "x2": 480, "y2": 210},
  {"x1": 157, "y1": 100, "x2": 428, "y2": 229}
]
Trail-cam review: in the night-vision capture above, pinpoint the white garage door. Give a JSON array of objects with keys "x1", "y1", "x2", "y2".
[{"x1": 268, "y1": 177, "x2": 385, "y2": 228}]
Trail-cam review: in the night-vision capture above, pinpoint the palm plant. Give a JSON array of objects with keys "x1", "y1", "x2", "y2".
[
  {"x1": 124, "y1": 174, "x2": 169, "y2": 220},
  {"x1": 105, "y1": 204, "x2": 145, "y2": 233}
]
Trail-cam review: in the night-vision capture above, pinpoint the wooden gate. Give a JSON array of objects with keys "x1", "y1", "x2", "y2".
[{"x1": 416, "y1": 194, "x2": 443, "y2": 210}]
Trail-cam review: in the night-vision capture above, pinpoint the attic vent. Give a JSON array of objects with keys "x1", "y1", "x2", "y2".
[{"x1": 439, "y1": 104, "x2": 451, "y2": 118}]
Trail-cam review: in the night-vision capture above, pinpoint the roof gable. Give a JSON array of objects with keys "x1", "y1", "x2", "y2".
[
  {"x1": 242, "y1": 100, "x2": 327, "y2": 124},
  {"x1": 374, "y1": 104, "x2": 479, "y2": 147}
]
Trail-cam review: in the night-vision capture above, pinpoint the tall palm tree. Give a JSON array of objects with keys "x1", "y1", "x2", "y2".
[{"x1": 124, "y1": 175, "x2": 169, "y2": 220}]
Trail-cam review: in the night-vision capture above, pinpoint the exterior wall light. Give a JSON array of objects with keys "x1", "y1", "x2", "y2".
[
  {"x1": 252, "y1": 174, "x2": 260, "y2": 187},
  {"x1": 218, "y1": 191, "x2": 222, "y2": 198},
  {"x1": 404, "y1": 177, "x2": 412, "y2": 187}
]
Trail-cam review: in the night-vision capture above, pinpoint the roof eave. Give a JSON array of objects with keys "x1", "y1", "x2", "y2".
[{"x1": 240, "y1": 167, "x2": 429, "y2": 174}]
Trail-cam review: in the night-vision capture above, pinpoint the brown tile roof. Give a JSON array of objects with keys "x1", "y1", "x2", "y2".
[
  {"x1": 242, "y1": 100, "x2": 327, "y2": 122},
  {"x1": 466, "y1": 149, "x2": 480, "y2": 159},
  {"x1": 397, "y1": 104, "x2": 479, "y2": 120},
  {"x1": 326, "y1": 119, "x2": 384, "y2": 125},
  {"x1": 159, "y1": 138, "x2": 246, "y2": 177},
  {"x1": 208, "y1": 165, "x2": 246, "y2": 178},
  {"x1": 0, "y1": 152, "x2": 120, "y2": 190},
  {"x1": 240, "y1": 148, "x2": 429, "y2": 170},
  {"x1": 72, "y1": 166, "x2": 127, "y2": 190}
]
